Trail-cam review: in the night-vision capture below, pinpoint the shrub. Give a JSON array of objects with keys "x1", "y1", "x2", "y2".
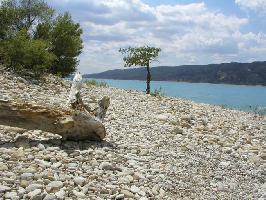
[
  {"x1": 3, "y1": 30, "x2": 56, "y2": 77},
  {"x1": 98, "y1": 81, "x2": 108, "y2": 87},
  {"x1": 150, "y1": 87, "x2": 165, "y2": 97},
  {"x1": 0, "y1": 1, "x2": 83, "y2": 78},
  {"x1": 85, "y1": 79, "x2": 108, "y2": 87},
  {"x1": 85, "y1": 79, "x2": 97, "y2": 86}
]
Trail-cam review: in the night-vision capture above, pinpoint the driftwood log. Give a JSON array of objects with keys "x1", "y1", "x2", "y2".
[{"x1": 0, "y1": 73, "x2": 110, "y2": 141}]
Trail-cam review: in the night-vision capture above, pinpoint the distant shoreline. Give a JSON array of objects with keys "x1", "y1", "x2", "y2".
[
  {"x1": 83, "y1": 61, "x2": 266, "y2": 86},
  {"x1": 83, "y1": 77, "x2": 266, "y2": 88}
]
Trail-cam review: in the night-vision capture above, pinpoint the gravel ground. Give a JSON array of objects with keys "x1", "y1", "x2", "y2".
[{"x1": 0, "y1": 68, "x2": 265, "y2": 200}]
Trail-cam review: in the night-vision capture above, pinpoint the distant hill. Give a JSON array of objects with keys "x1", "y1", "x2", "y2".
[{"x1": 84, "y1": 61, "x2": 266, "y2": 86}]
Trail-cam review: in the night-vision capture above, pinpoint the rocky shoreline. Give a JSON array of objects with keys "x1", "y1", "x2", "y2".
[{"x1": 0, "y1": 68, "x2": 265, "y2": 199}]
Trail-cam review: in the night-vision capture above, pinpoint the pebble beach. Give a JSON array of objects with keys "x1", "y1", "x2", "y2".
[{"x1": 0, "y1": 67, "x2": 265, "y2": 199}]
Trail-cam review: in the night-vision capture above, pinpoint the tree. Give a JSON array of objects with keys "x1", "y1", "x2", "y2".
[
  {"x1": 49, "y1": 13, "x2": 83, "y2": 77},
  {"x1": 119, "y1": 46, "x2": 161, "y2": 94},
  {"x1": 0, "y1": 0, "x2": 18, "y2": 40},
  {"x1": 0, "y1": 1, "x2": 83, "y2": 78},
  {"x1": 0, "y1": 0, "x2": 55, "y2": 68},
  {"x1": 3, "y1": 29, "x2": 56, "y2": 77},
  {"x1": 19, "y1": 0, "x2": 54, "y2": 31},
  {"x1": 33, "y1": 21, "x2": 52, "y2": 40},
  {"x1": 0, "y1": 0, "x2": 54, "y2": 38}
]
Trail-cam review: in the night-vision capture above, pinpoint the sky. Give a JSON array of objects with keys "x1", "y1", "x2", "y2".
[{"x1": 48, "y1": 0, "x2": 266, "y2": 74}]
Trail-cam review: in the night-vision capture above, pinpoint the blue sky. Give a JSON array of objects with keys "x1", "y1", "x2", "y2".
[{"x1": 48, "y1": 0, "x2": 266, "y2": 74}]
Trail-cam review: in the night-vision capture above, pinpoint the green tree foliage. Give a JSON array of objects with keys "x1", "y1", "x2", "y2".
[
  {"x1": 0, "y1": 0, "x2": 83, "y2": 78},
  {"x1": 0, "y1": 0, "x2": 54, "y2": 39},
  {"x1": 18, "y1": 0, "x2": 54, "y2": 31},
  {"x1": 49, "y1": 13, "x2": 83, "y2": 77},
  {"x1": 119, "y1": 46, "x2": 161, "y2": 94},
  {"x1": 0, "y1": 0, "x2": 17, "y2": 40},
  {"x1": 33, "y1": 22, "x2": 52, "y2": 40},
  {"x1": 3, "y1": 29, "x2": 56, "y2": 77}
]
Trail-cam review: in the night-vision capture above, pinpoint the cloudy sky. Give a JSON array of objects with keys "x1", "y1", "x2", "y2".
[{"x1": 48, "y1": 0, "x2": 266, "y2": 74}]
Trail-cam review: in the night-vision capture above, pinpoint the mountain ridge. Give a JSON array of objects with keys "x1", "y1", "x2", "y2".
[{"x1": 84, "y1": 61, "x2": 266, "y2": 86}]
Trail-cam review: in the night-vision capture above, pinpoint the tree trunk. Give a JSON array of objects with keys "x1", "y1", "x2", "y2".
[
  {"x1": 146, "y1": 63, "x2": 151, "y2": 94},
  {"x1": 0, "y1": 74, "x2": 110, "y2": 141},
  {"x1": 0, "y1": 100, "x2": 107, "y2": 141}
]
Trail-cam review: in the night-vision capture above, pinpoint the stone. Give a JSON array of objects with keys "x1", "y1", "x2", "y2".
[
  {"x1": 249, "y1": 155, "x2": 261, "y2": 165},
  {"x1": 14, "y1": 136, "x2": 30, "y2": 148},
  {"x1": 121, "y1": 190, "x2": 135, "y2": 198},
  {"x1": 26, "y1": 184, "x2": 43, "y2": 192},
  {"x1": 0, "y1": 185, "x2": 11, "y2": 192},
  {"x1": 99, "y1": 162, "x2": 113, "y2": 170},
  {"x1": 51, "y1": 162, "x2": 62, "y2": 169},
  {"x1": 134, "y1": 172, "x2": 145, "y2": 180},
  {"x1": 159, "y1": 188, "x2": 165, "y2": 196},
  {"x1": 223, "y1": 147, "x2": 232, "y2": 154},
  {"x1": 118, "y1": 176, "x2": 131, "y2": 184},
  {"x1": 67, "y1": 163, "x2": 78, "y2": 169},
  {"x1": 46, "y1": 181, "x2": 63, "y2": 193},
  {"x1": 139, "y1": 149, "x2": 149, "y2": 156},
  {"x1": 152, "y1": 185, "x2": 159, "y2": 195},
  {"x1": 0, "y1": 163, "x2": 8, "y2": 170},
  {"x1": 126, "y1": 175, "x2": 134, "y2": 183},
  {"x1": 21, "y1": 173, "x2": 34, "y2": 180},
  {"x1": 131, "y1": 185, "x2": 140, "y2": 194},
  {"x1": 173, "y1": 127, "x2": 183, "y2": 134},
  {"x1": 157, "y1": 114, "x2": 170, "y2": 121},
  {"x1": 20, "y1": 180, "x2": 30, "y2": 188},
  {"x1": 115, "y1": 194, "x2": 125, "y2": 199},
  {"x1": 73, "y1": 176, "x2": 86, "y2": 186},
  {"x1": 55, "y1": 190, "x2": 65, "y2": 199},
  {"x1": 35, "y1": 159, "x2": 51, "y2": 168},
  {"x1": 46, "y1": 147, "x2": 60, "y2": 151},
  {"x1": 43, "y1": 194, "x2": 57, "y2": 200},
  {"x1": 5, "y1": 191, "x2": 19, "y2": 200},
  {"x1": 27, "y1": 189, "x2": 42, "y2": 199},
  {"x1": 260, "y1": 153, "x2": 266, "y2": 160},
  {"x1": 220, "y1": 161, "x2": 230, "y2": 168},
  {"x1": 23, "y1": 167, "x2": 37, "y2": 173},
  {"x1": 18, "y1": 187, "x2": 26, "y2": 196},
  {"x1": 73, "y1": 190, "x2": 86, "y2": 198},
  {"x1": 217, "y1": 182, "x2": 226, "y2": 191},
  {"x1": 37, "y1": 143, "x2": 45, "y2": 150},
  {"x1": 139, "y1": 197, "x2": 149, "y2": 200}
]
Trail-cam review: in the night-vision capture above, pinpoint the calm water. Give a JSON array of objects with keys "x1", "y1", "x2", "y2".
[{"x1": 86, "y1": 78, "x2": 266, "y2": 113}]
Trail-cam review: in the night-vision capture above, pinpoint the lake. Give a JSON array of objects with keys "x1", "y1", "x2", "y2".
[{"x1": 85, "y1": 78, "x2": 266, "y2": 113}]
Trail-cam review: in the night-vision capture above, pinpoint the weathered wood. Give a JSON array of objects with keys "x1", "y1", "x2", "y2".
[
  {"x1": 96, "y1": 96, "x2": 110, "y2": 121},
  {"x1": 0, "y1": 100, "x2": 106, "y2": 141},
  {"x1": 0, "y1": 73, "x2": 110, "y2": 141},
  {"x1": 67, "y1": 72, "x2": 110, "y2": 122}
]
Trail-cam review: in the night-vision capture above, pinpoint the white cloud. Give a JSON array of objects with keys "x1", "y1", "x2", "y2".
[
  {"x1": 235, "y1": 0, "x2": 266, "y2": 14},
  {"x1": 49, "y1": 0, "x2": 266, "y2": 73}
]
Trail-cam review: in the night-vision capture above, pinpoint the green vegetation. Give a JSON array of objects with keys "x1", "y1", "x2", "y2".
[
  {"x1": 3, "y1": 30, "x2": 56, "y2": 77},
  {"x1": 119, "y1": 46, "x2": 161, "y2": 94},
  {"x1": 85, "y1": 79, "x2": 108, "y2": 87},
  {"x1": 150, "y1": 87, "x2": 165, "y2": 97},
  {"x1": 0, "y1": 0, "x2": 83, "y2": 78},
  {"x1": 85, "y1": 79, "x2": 97, "y2": 86}
]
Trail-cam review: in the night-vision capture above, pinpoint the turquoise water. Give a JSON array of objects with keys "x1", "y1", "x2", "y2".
[{"x1": 86, "y1": 78, "x2": 266, "y2": 113}]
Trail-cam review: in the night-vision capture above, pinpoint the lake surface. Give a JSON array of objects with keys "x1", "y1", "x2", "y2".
[{"x1": 86, "y1": 78, "x2": 266, "y2": 113}]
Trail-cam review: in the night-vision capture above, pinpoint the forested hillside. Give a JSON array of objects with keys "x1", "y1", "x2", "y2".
[{"x1": 85, "y1": 61, "x2": 266, "y2": 85}]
